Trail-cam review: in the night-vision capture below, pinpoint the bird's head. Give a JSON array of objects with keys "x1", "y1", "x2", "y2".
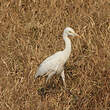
[{"x1": 63, "y1": 27, "x2": 79, "y2": 37}]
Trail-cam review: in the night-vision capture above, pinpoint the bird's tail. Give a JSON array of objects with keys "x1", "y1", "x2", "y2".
[{"x1": 35, "y1": 73, "x2": 39, "y2": 78}]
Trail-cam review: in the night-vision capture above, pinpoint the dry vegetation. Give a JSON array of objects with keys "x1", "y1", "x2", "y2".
[{"x1": 0, "y1": 0, "x2": 110, "y2": 110}]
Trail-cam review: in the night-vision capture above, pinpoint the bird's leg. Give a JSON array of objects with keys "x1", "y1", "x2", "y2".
[
  {"x1": 46, "y1": 71, "x2": 55, "y2": 83},
  {"x1": 61, "y1": 70, "x2": 66, "y2": 88},
  {"x1": 61, "y1": 71, "x2": 73, "y2": 95}
]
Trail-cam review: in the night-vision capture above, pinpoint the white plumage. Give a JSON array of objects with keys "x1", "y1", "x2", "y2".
[{"x1": 35, "y1": 27, "x2": 79, "y2": 87}]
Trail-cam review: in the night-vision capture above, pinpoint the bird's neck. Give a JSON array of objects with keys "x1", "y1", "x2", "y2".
[{"x1": 63, "y1": 33, "x2": 71, "y2": 59}]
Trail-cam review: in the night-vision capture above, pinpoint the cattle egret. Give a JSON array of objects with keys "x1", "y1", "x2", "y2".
[{"x1": 35, "y1": 27, "x2": 79, "y2": 87}]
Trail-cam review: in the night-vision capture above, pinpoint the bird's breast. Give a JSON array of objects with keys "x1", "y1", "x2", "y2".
[{"x1": 55, "y1": 62, "x2": 64, "y2": 74}]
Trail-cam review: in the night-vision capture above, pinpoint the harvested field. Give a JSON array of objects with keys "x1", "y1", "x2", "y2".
[{"x1": 0, "y1": 0, "x2": 110, "y2": 110}]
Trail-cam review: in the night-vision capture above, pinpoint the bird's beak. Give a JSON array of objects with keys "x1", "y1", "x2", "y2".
[
  {"x1": 72, "y1": 33, "x2": 80, "y2": 38},
  {"x1": 74, "y1": 33, "x2": 79, "y2": 37}
]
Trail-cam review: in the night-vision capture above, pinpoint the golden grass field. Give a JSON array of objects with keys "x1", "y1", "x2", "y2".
[{"x1": 0, "y1": 0, "x2": 110, "y2": 110}]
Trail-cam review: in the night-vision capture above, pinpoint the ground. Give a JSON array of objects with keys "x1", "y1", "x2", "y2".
[{"x1": 0, "y1": 0, "x2": 110, "y2": 110}]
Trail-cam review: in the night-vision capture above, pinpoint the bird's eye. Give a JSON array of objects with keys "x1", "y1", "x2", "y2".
[{"x1": 69, "y1": 31, "x2": 72, "y2": 33}]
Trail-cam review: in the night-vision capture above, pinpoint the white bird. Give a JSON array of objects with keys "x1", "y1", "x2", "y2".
[{"x1": 35, "y1": 27, "x2": 79, "y2": 87}]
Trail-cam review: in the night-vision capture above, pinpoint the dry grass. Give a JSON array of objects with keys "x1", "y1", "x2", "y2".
[{"x1": 0, "y1": 0, "x2": 110, "y2": 110}]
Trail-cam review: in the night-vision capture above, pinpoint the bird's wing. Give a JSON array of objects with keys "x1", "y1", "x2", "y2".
[
  {"x1": 35, "y1": 51, "x2": 63, "y2": 78},
  {"x1": 42, "y1": 51, "x2": 63, "y2": 64}
]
